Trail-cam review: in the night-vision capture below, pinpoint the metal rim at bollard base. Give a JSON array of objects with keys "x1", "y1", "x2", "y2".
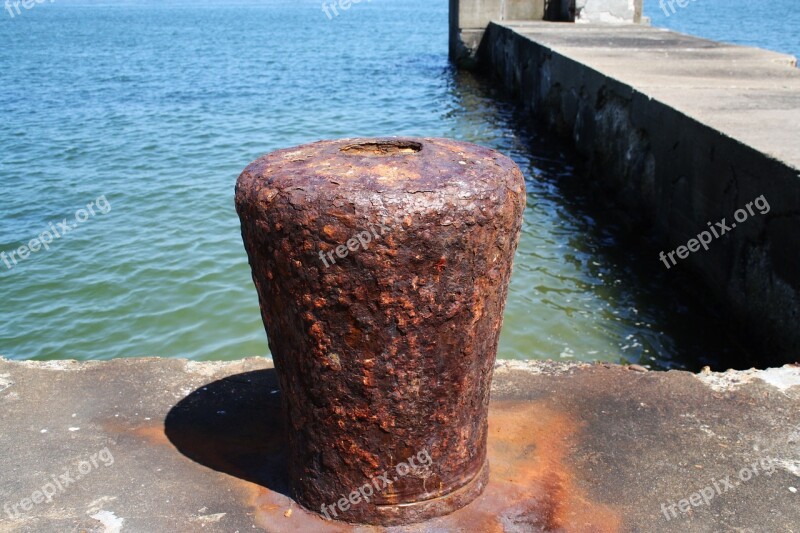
[{"x1": 235, "y1": 137, "x2": 526, "y2": 525}]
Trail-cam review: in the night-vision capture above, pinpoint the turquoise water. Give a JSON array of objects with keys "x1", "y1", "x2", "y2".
[{"x1": 0, "y1": 0, "x2": 767, "y2": 368}]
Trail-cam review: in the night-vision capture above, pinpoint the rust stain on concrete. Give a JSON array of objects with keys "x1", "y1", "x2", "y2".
[
  {"x1": 476, "y1": 400, "x2": 621, "y2": 532},
  {"x1": 102, "y1": 420, "x2": 173, "y2": 448},
  {"x1": 102, "y1": 384, "x2": 619, "y2": 531},
  {"x1": 243, "y1": 400, "x2": 620, "y2": 532},
  {"x1": 248, "y1": 484, "x2": 361, "y2": 533}
]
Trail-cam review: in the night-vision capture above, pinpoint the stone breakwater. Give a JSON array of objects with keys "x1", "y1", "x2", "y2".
[{"x1": 474, "y1": 20, "x2": 800, "y2": 367}]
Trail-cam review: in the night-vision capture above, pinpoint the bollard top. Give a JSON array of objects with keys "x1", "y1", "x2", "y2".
[{"x1": 235, "y1": 137, "x2": 525, "y2": 207}]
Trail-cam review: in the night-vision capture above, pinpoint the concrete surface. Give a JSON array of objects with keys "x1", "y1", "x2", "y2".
[
  {"x1": 0, "y1": 357, "x2": 798, "y2": 532},
  {"x1": 479, "y1": 21, "x2": 800, "y2": 366},
  {"x1": 449, "y1": 0, "x2": 546, "y2": 68}
]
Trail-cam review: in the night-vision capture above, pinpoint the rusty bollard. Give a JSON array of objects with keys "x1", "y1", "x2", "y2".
[{"x1": 235, "y1": 137, "x2": 526, "y2": 525}]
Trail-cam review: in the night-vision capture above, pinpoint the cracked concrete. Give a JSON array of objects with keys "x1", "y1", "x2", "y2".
[{"x1": 0, "y1": 357, "x2": 798, "y2": 532}]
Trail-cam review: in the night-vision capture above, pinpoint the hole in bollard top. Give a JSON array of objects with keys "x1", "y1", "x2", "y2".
[{"x1": 340, "y1": 140, "x2": 423, "y2": 156}]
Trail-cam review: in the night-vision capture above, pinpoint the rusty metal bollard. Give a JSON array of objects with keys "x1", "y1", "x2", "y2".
[{"x1": 235, "y1": 137, "x2": 526, "y2": 525}]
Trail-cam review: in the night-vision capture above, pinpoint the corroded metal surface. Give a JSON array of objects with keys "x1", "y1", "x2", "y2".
[
  {"x1": 235, "y1": 137, "x2": 526, "y2": 525},
  {"x1": 243, "y1": 399, "x2": 621, "y2": 533}
]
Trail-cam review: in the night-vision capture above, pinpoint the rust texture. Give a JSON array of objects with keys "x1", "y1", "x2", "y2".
[
  {"x1": 245, "y1": 399, "x2": 621, "y2": 533},
  {"x1": 235, "y1": 137, "x2": 526, "y2": 525}
]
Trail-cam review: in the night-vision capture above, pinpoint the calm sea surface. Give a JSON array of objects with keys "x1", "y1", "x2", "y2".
[
  {"x1": 645, "y1": 0, "x2": 800, "y2": 60},
  {"x1": 0, "y1": 0, "x2": 787, "y2": 368}
]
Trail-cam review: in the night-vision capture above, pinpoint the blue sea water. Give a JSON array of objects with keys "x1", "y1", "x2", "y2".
[
  {"x1": 0, "y1": 0, "x2": 787, "y2": 368},
  {"x1": 645, "y1": 0, "x2": 800, "y2": 60}
]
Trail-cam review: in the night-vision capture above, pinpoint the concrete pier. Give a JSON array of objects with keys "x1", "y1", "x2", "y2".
[
  {"x1": 473, "y1": 21, "x2": 800, "y2": 366},
  {"x1": 0, "y1": 357, "x2": 798, "y2": 532},
  {"x1": 3, "y1": 8, "x2": 800, "y2": 533}
]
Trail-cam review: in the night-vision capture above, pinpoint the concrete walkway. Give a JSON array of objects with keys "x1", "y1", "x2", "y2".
[
  {"x1": 0, "y1": 357, "x2": 798, "y2": 532},
  {"x1": 496, "y1": 21, "x2": 800, "y2": 169}
]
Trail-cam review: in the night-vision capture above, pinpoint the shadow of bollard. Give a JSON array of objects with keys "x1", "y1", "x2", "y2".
[{"x1": 164, "y1": 369, "x2": 290, "y2": 498}]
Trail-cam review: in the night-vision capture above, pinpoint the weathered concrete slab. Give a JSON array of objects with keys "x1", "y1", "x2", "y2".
[
  {"x1": 494, "y1": 22, "x2": 800, "y2": 168},
  {"x1": 480, "y1": 22, "x2": 800, "y2": 366},
  {"x1": 1, "y1": 357, "x2": 798, "y2": 532}
]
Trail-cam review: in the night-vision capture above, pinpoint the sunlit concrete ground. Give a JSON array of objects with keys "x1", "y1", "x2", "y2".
[{"x1": 0, "y1": 357, "x2": 798, "y2": 532}]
